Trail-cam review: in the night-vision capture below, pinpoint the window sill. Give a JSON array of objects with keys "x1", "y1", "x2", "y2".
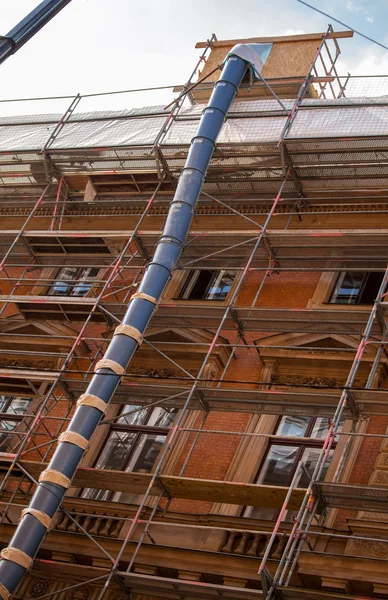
[
  {"x1": 162, "y1": 298, "x2": 231, "y2": 307},
  {"x1": 307, "y1": 299, "x2": 373, "y2": 311}
]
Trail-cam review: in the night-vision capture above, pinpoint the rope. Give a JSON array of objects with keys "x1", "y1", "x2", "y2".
[
  {"x1": 21, "y1": 508, "x2": 51, "y2": 529},
  {"x1": 58, "y1": 431, "x2": 89, "y2": 451},
  {"x1": 95, "y1": 358, "x2": 125, "y2": 375},
  {"x1": 1, "y1": 547, "x2": 32, "y2": 570},
  {"x1": 77, "y1": 393, "x2": 107, "y2": 413},
  {"x1": 39, "y1": 469, "x2": 71, "y2": 489},
  {"x1": 114, "y1": 324, "x2": 143, "y2": 345}
]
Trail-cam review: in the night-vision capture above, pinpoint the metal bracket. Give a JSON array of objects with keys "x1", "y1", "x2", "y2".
[
  {"x1": 195, "y1": 388, "x2": 210, "y2": 412},
  {"x1": 156, "y1": 475, "x2": 172, "y2": 502},
  {"x1": 261, "y1": 567, "x2": 284, "y2": 600},
  {"x1": 230, "y1": 307, "x2": 244, "y2": 337},
  {"x1": 345, "y1": 390, "x2": 360, "y2": 421}
]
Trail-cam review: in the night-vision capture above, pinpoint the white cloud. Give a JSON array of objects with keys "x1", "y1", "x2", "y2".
[
  {"x1": 345, "y1": 0, "x2": 374, "y2": 23},
  {"x1": 346, "y1": 0, "x2": 361, "y2": 12},
  {"x1": 282, "y1": 28, "x2": 306, "y2": 35}
]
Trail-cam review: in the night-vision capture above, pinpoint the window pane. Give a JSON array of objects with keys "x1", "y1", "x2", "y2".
[
  {"x1": 116, "y1": 406, "x2": 149, "y2": 426},
  {"x1": 71, "y1": 268, "x2": 99, "y2": 297},
  {"x1": 298, "y1": 448, "x2": 334, "y2": 487},
  {"x1": 311, "y1": 418, "x2": 331, "y2": 439},
  {"x1": 0, "y1": 396, "x2": 8, "y2": 412},
  {"x1": 179, "y1": 270, "x2": 236, "y2": 301},
  {"x1": 205, "y1": 271, "x2": 236, "y2": 301},
  {"x1": 71, "y1": 281, "x2": 92, "y2": 297},
  {"x1": 126, "y1": 434, "x2": 166, "y2": 473},
  {"x1": 180, "y1": 270, "x2": 214, "y2": 300},
  {"x1": 247, "y1": 445, "x2": 298, "y2": 522},
  {"x1": 0, "y1": 421, "x2": 19, "y2": 453},
  {"x1": 49, "y1": 266, "x2": 98, "y2": 297},
  {"x1": 311, "y1": 417, "x2": 343, "y2": 439},
  {"x1": 94, "y1": 431, "x2": 137, "y2": 471},
  {"x1": 48, "y1": 267, "x2": 77, "y2": 296},
  {"x1": 359, "y1": 272, "x2": 385, "y2": 304},
  {"x1": 81, "y1": 431, "x2": 138, "y2": 501},
  {"x1": 48, "y1": 280, "x2": 71, "y2": 296},
  {"x1": 148, "y1": 408, "x2": 177, "y2": 428},
  {"x1": 330, "y1": 272, "x2": 365, "y2": 304},
  {"x1": 7, "y1": 398, "x2": 31, "y2": 415},
  {"x1": 112, "y1": 434, "x2": 166, "y2": 503},
  {"x1": 0, "y1": 419, "x2": 18, "y2": 432},
  {"x1": 81, "y1": 487, "x2": 111, "y2": 502},
  {"x1": 258, "y1": 445, "x2": 299, "y2": 487},
  {"x1": 0, "y1": 398, "x2": 31, "y2": 452},
  {"x1": 276, "y1": 416, "x2": 310, "y2": 438}
]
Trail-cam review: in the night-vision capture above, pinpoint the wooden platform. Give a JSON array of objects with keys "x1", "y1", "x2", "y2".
[
  {"x1": 0, "y1": 456, "x2": 305, "y2": 510},
  {"x1": 62, "y1": 381, "x2": 388, "y2": 419}
]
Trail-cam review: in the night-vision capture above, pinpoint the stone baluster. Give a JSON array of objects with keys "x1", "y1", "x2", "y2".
[
  {"x1": 67, "y1": 512, "x2": 82, "y2": 532},
  {"x1": 235, "y1": 532, "x2": 251, "y2": 555},
  {"x1": 271, "y1": 534, "x2": 288, "y2": 559},
  {"x1": 247, "y1": 534, "x2": 266, "y2": 556},
  {"x1": 89, "y1": 516, "x2": 102, "y2": 536},
  {"x1": 221, "y1": 531, "x2": 237, "y2": 553},
  {"x1": 82, "y1": 513, "x2": 93, "y2": 533},
  {"x1": 110, "y1": 515, "x2": 122, "y2": 538},
  {"x1": 56, "y1": 513, "x2": 70, "y2": 531},
  {"x1": 100, "y1": 518, "x2": 113, "y2": 537}
]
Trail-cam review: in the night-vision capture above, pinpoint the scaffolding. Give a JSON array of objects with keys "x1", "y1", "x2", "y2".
[{"x1": 0, "y1": 27, "x2": 388, "y2": 600}]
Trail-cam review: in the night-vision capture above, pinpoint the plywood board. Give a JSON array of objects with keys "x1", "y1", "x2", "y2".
[
  {"x1": 262, "y1": 40, "x2": 319, "y2": 78},
  {"x1": 192, "y1": 38, "x2": 324, "y2": 102}
]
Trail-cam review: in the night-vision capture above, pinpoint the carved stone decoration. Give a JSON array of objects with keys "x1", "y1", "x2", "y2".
[
  {"x1": 202, "y1": 362, "x2": 218, "y2": 387},
  {"x1": 70, "y1": 587, "x2": 93, "y2": 600},
  {"x1": 127, "y1": 366, "x2": 180, "y2": 379},
  {"x1": 29, "y1": 579, "x2": 51, "y2": 598},
  {"x1": 272, "y1": 374, "x2": 339, "y2": 387},
  {"x1": 272, "y1": 373, "x2": 367, "y2": 388},
  {"x1": 0, "y1": 357, "x2": 56, "y2": 370}
]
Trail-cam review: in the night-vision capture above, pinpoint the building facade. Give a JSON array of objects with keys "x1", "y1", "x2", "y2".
[{"x1": 0, "y1": 29, "x2": 388, "y2": 600}]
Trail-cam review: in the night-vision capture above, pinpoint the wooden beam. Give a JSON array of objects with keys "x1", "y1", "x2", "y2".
[
  {"x1": 195, "y1": 31, "x2": 354, "y2": 48},
  {"x1": 0, "y1": 457, "x2": 305, "y2": 510}
]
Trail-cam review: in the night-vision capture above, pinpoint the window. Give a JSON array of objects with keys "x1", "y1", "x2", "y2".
[
  {"x1": 48, "y1": 267, "x2": 99, "y2": 297},
  {"x1": 27, "y1": 236, "x2": 111, "y2": 255},
  {"x1": 0, "y1": 396, "x2": 32, "y2": 452},
  {"x1": 330, "y1": 271, "x2": 385, "y2": 305},
  {"x1": 82, "y1": 405, "x2": 177, "y2": 503},
  {"x1": 178, "y1": 270, "x2": 236, "y2": 301},
  {"x1": 244, "y1": 415, "x2": 341, "y2": 521}
]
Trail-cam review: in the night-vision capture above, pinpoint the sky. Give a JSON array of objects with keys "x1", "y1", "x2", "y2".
[{"x1": 1, "y1": 0, "x2": 388, "y2": 115}]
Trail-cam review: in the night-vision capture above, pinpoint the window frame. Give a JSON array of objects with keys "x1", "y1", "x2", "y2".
[
  {"x1": 48, "y1": 266, "x2": 100, "y2": 298},
  {"x1": 257, "y1": 416, "x2": 338, "y2": 487},
  {"x1": 308, "y1": 271, "x2": 386, "y2": 310},
  {"x1": 329, "y1": 271, "x2": 385, "y2": 306},
  {"x1": 81, "y1": 405, "x2": 177, "y2": 502},
  {"x1": 0, "y1": 396, "x2": 32, "y2": 452},
  {"x1": 162, "y1": 269, "x2": 240, "y2": 305},
  {"x1": 178, "y1": 269, "x2": 236, "y2": 302},
  {"x1": 243, "y1": 415, "x2": 339, "y2": 521}
]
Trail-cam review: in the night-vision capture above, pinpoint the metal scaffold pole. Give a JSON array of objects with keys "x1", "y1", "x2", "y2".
[{"x1": 0, "y1": 0, "x2": 72, "y2": 65}]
